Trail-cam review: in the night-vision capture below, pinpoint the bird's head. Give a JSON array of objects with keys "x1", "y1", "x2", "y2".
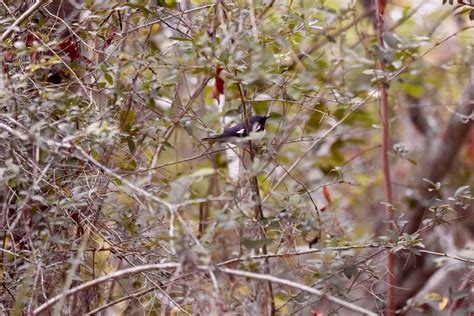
[{"x1": 251, "y1": 115, "x2": 269, "y2": 132}]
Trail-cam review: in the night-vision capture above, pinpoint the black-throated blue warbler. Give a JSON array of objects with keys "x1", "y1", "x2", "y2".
[{"x1": 202, "y1": 115, "x2": 268, "y2": 142}]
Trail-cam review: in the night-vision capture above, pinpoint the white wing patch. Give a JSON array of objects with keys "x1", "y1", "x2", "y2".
[{"x1": 236, "y1": 128, "x2": 246, "y2": 135}]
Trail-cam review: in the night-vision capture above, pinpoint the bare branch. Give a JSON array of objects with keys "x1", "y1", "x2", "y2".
[
  {"x1": 262, "y1": 91, "x2": 375, "y2": 203},
  {"x1": 216, "y1": 266, "x2": 378, "y2": 316},
  {"x1": 0, "y1": 0, "x2": 47, "y2": 42},
  {"x1": 32, "y1": 263, "x2": 180, "y2": 315}
]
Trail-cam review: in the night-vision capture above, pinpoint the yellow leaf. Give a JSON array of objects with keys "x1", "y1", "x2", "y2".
[
  {"x1": 26, "y1": 63, "x2": 42, "y2": 72},
  {"x1": 236, "y1": 285, "x2": 250, "y2": 296},
  {"x1": 438, "y1": 297, "x2": 449, "y2": 310},
  {"x1": 274, "y1": 295, "x2": 290, "y2": 314},
  {"x1": 150, "y1": 23, "x2": 160, "y2": 34},
  {"x1": 425, "y1": 292, "x2": 442, "y2": 301}
]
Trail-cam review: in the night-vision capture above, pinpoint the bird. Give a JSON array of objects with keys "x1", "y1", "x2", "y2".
[{"x1": 202, "y1": 115, "x2": 269, "y2": 142}]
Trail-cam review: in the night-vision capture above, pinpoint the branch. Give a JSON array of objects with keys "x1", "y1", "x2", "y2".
[
  {"x1": 85, "y1": 286, "x2": 158, "y2": 315},
  {"x1": 282, "y1": 11, "x2": 369, "y2": 70},
  {"x1": 148, "y1": 77, "x2": 210, "y2": 168},
  {"x1": 397, "y1": 82, "x2": 474, "y2": 309},
  {"x1": 218, "y1": 244, "x2": 380, "y2": 265},
  {"x1": 0, "y1": 0, "x2": 47, "y2": 42},
  {"x1": 33, "y1": 263, "x2": 180, "y2": 315},
  {"x1": 32, "y1": 243, "x2": 474, "y2": 315},
  {"x1": 216, "y1": 267, "x2": 378, "y2": 316},
  {"x1": 262, "y1": 90, "x2": 374, "y2": 203},
  {"x1": 237, "y1": 83, "x2": 275, "y2": 315},
  {"x1": 374, "y1": 1, "x2": 396, "y2": 315},
  {"x1": 124, "y1": 4, "x2": 215, "y2": 35},
  {"x1": 73, "y1": 144, "x2": 174, "y2": 210},
  {"x1": 73, "y1": 144, "x2": 208, "y2": 252},
  {"x1": 406, "y1": 95, "x2": 432, "y2": 136},
  {"x1": 407, "y1": 83, "x2": 474, "y2": 234},
  {"x1": 217, "y1": 243, "x2": 474, "y2": 266}
]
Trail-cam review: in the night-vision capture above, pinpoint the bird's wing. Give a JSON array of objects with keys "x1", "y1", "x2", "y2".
[{"x1": 223, "y1": 122, "x2": 248, "y2": 136}]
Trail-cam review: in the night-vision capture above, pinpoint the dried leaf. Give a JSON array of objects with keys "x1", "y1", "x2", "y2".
[{"x1": 211, "y1": 67, "x2": 224, "y2": 103}]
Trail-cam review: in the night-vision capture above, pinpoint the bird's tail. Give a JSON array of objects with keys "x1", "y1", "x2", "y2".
[{"x1": 202, "y1": 135, "x2": 221, "y2": 141}]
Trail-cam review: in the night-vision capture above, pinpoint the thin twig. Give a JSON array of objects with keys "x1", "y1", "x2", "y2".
[
  {"x1": 216, "y1": 266, "x2": 378, "y2": 316},
  {"x1": 374, "y1": 1, "x2": 396, "y2": 315},
  {"x1": 33, "y1": 261, "x2": 378, "y2": 316},
  {"x1": 237, "y1": 83, "x2": 275, "y2": 315},
  {"x1": 53, "y1": 227, "x2": 91, "y2": 315},
  {"x1": 248, "y1": 0, "x2": 259, "y2": 41},
  {"x1": 283, "y1": 11, "x2": 369, "y2": 69},
  {"x1": 85, "y1": 286, "x2": 158, "y2": 315},
  {"x1": 32, "y1": 263, "x2": 181, "y2": 315},
  {"x1": 262, "y1": 90, "x2": 376, "y2": 203},
  {"x1": 124, "y1": 4, "x2": 215, "y2": 35},
  {"x1": 217, "y1": 243, "x2": 474, "y2": 266},
  {"x1": 149, "y1": 77, "x2": 210, "y2": 168},
  {"x1": 0, "y1": 0, "x2": 46, "y2": 41}
]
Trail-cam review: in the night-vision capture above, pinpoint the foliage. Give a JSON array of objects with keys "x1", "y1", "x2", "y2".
[{"x1": 0, "y1": 0, "x2": 473, "y2": 315}]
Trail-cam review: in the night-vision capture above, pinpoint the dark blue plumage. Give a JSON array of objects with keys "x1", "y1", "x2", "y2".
[{"x1": 202, "y1": 115, "x2": 268, "y2": 142}]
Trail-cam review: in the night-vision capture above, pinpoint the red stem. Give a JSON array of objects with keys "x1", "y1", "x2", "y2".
[{"x1": 374, "y1": 1, "x2": 396, "y2": 315}]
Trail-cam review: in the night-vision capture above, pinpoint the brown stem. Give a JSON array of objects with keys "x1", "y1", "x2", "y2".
[
  {"x1": 237, "y1": 83, "x2": 275, "y2": 315},
  {"x1": 407, "y1": 95, "x2": 432, "y2": 136},
  {"x1": 257, "y1": 0, "x2": 275, "y2": 20},
  {"x1": 374, "y1": 1, "x2": 396, "y2": 315},
  {"x1": 199, "y1": 154, "x2": 219, "y2": 237}
]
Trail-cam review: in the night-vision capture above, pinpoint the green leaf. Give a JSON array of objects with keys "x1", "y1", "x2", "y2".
[
  {"x1": 123, "y1": 159, "x2": 137, "y2": 171},
  {"x1": 333, "y1": 109, "x2": 373, "y2": 127},
  {"x1": 252, "y1": 100, "x2": 269, "y2": 115},
  {"x1": 189, "y1": 168, "x2": 215, "y2": 178},
  {"x1": 305, "y1": 110, "x2": 323, "y2": 132},
  {"x1": 104, "y1": 72, "x2": 113, "y2": 85},
  {"x1": 242, "y1": 238, "x2": 273, "y2": 250},
  {"x1": 399, "y1": 82, "x2": 424, "y2": 97},
  {"x1": 269, "y1": 112, "x2": 283, "y2": 119},
  {"x1": 120, "y1": 110, "x2": 135, "y2": 129},
  {"x1": 169, "y1": 36, "x2": 192, "y2": 42},
  {"x1": 224, "y1": 109, "x2": 241, "y2": 117},
  {"x1": 127, "y1": 138, "x2": 136, "y2": 154},
  {"x1": 119, "y1": 3, "x2": 152, "y2": 15},
  {"x1": 157, "y1": 0, "x2": 176, "y2": 7},
  {"x1": 101, "y1": 64, "x2": 113, "y2": 85},
  {"x1": 161, "y1": 141, "x2": 174, "y2": 150}
]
